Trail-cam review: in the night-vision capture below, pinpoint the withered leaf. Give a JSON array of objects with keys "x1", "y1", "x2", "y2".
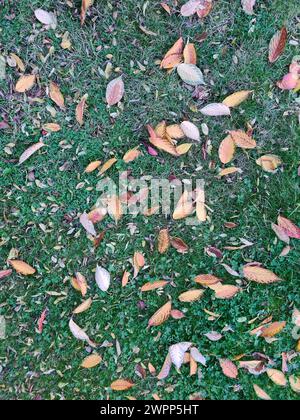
[
  {"x1": 148, "y1": 301, "x2": 172, "y2": 327},
  {"x1": 269, "y1": 27, "x2": 288, "y2": 63},
  {"x1": 9, "y1": 260, "x2": 36, "y2": 276}
]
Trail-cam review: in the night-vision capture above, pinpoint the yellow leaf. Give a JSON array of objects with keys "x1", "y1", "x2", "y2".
[
  {"x1": 222, "y1": 90, "x2": 253, "y2": 107},
  {"x1": 85, "y1": 160, "x2": 102, "y2": 173},
  {"x1": 81, "y1": 353, "x2": 102, "y2": 368},
  {"x1": 155, "y1": 120, "x2": 167, "y2": 138},
  {"x1": 10, "y1": 53, "x2": 25, "y2": 72},
  {"x1": 256, "y1": 154, "x2": 282, "y2": 172},
  {"x1": 141, "y1": 280, "x2": 169, "y2": 292},
  {"x1": 111, "y1": 379, "x2": 135, "y2": 391},
  {"x1": 243, "y1": 265, "x2": 282, "y2": 284},
  {"x1": 15, "y1": 74, "x2": 36, "y2": 93},
  {"x1": 267, "y1": 369, "x2": 287, "y2": 387},
  {"x1": 158, "y1": 229, "x2": 170, "y2": 254},
  {"x1": 49, "y1": 81, "x2": 65, "y2": 109},
  {"x1": 73, "y1": 298, "x2": 92, "y2": 314},
  {"x1": 178, "y1": 289, "x2": 205, "y2": 302},
  {"x1": 218, "y1": 135, "x2": 236, "y2": 164},
  {"x1": 260, "y1": 321, "x2": 286, "y2": 338},
  {"x1": 99, "y1": 157, "x2": 117, "y2": 175},
  {"x1": 148, "y1": 301, "x2": 172, "y2": 327},
  {"x1": 9, "y1": 260, "x2": 36, "y2": 276},
  {"x1": 176, "y1": 143, "x2": 192, "y2": 155}
]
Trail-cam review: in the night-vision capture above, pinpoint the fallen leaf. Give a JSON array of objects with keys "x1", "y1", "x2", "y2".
[
  {"x1": 196, "y1": 0, "x2": 213, "y2": 18},
  {"x1": 271, "y1": 223, "x2": 290, "y2": 244},
  {"x1": 173, "y1": 191, "x2": 194, "y2": 220},
  {"x1": 178, "y1": 289, "x2": 205, "y2": 302},
  {"x1": 170, "y1": 309, "x2": 185, "y2": 319},
  {"x1": 95, "y1": 265, "x2": 111, "y2": 292},
  {"x1": 85, "y1": 160, "x2": 102, "y2": 173},
  {"x1": 0, "y1": 269, "x2": 12, "y2": 279},
  {"x1": 278, "y1": 216, "x2": 300, "y2": 239},
  {"x1": 160, "y1": 38, "x2": 184, "y2": 69},
  {"x1": 10, "y1": 53, "x2": 25, "y2": 72},
  {"x1": 210, "y1": 283, "x2": 240, "y2": 299},
  {"x1": 107, "y1": 195, "x2": 123, "y2": 222},
  {"x1": 190, "y1": 356, "x2": 197, "y2": 376},
  {"x1": 141, "y1": 281, "x2": 169, "y2": 292},
  {"x1": 204, "y1": 331, "x2": 223, "y2": 341},
  {"x1": 73, "y1": 298, "x2": 92, "y2": 314},
  {"x1": 229, "y1": 130, "x2": 256, "y2": 149},
  {"x1": 190, "y1": 347, "x2": 207, "y2": 366},
  {"x1": 161, "y1": 3, "x2": 171, "y2": 14},
  {"x1": 289, "y1": 375, "x2": 300, "y2": 394},
  {"x1": 61, "y1": 31, "x2": 72, "y2": 49},
  {"x1": 181, "y1": 0, "x2": 201, "y2": 16},
  {"x1": 148, "y1": 301, "x2": 172, "y2": 327},
  {"x1": 169, "y1": 342, "x2": 192, "y2": 369},
  {"x1": 158, "y1": 229, "x2": 170, "y2": 254},
  {"x1": 88, "y1": 207, "x2": 107, "y2": 223},
  {"x1": 111, "y1": 379, "x2": 135, "y2": 391},
  {"x1": 123, "y1": 147, "x2": 141, "y2": 163},
  {"x1": 176, "y1": 143, "x2": 192, "y2": 155},
  {"x1": 49, "y1": 82, "x2": 65, "y2": 110},
  {"x1": 177, "y1": 63, "x2": 205, "y2": 86},
  {"x1": 241, "y1": 0, "x2": 256, "y2": 15},
  {"x1": 200, "y1": 103, "x2": 231, "y2": 116},
  {"x1": 15, "y1": 74, "x2": 36, "y2": 93},
  {"x1": 243, "y1": 265, "x2": 282, "y2": 284},
  {"x1": 18, "y1": 142, "x2": 45, "y2": 165},
  {"x1": 194, "y1": 274, "x2": 221, "y2": 286},
  {"x1": 81, "y1": 0, "x2": 94, "y2": 26},
  {"x1": 170, "y1": 237, "x2": 189, "y2": 253},
  {"x1": 80, "y1": 212, "x2": 97, "y2": 237},
  {"x1": 269, "y1": 27, "x2": 288, "y2": 63},
  {"x1": 76, "y1": 94, "x2": 88, "y2": 126},
  {"x1": 157, "y1": 353, "x2": 172, "y2": 380},
  {"x1": 166, "y1": 124, "x2": 185, "y2": 139},
  {"x1": 292, "y1": 308, "x2": 300, "y2": 327},
  {"x1": 253, "y1": 384, "x2": 272, "y2": 400},
  {"x1": 256, "y1": 155, "x2": 282, "y2": 172},
  {"x1": 71, "y1": 272, "x2": 88, "y2": 297},
  {"x1": 99, "y1": 157, "x2": 118, "y2": 175},
  {"x1": 8, "y1": 260, "x2": 35, "y2": 275},
  {"x1": 267, "y1": 369, "x2": 287, "y2": 387},
  {"x1": 34, "y1": 9, "x2": 56, "y2": 26},
  {"x1": 133, "y1": 252, "x2": 145, "y2": 278},
  {"x1": 42, "y1": 123, "x2": 61, "y2": 132},
  {"x1": 161, "y1": 53, "x2": 183, "y2": 69},
  {"x1": 218, "y1": 167, "x2": 241, "y2": 177},
  {"x1": 219, "y1": 359, "x2": 238, "y2": 379},
  {"x1": 106, "y1": 77, "x2": 124, "y2": 106},
  {"x1": 69, "y1": 318, "x2": 95, "y2": 347},
  {"x1": 219, "y1": 135, "x2": 236, "y2": 164},
  {"x1": 183, "y1": 43, "x2": 197, "y2": 65},
  {"x1": 223, "y1": 90, "x2": 253, "y2": 107},
  {"x1": 260, "y1": 321, "x2": 286, "y2": 338},
  {"x1": 81, "y1": 354, "x2": 102, "y2": 368},
  {"x1": 180, "y1": 121, "x2": 200, "y2": 141},
  {"x1": 37, "y1": 309, "x2": 47, "y2": 334}
]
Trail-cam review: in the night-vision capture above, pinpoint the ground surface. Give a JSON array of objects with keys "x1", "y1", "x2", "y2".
[{"x1": 0, "y1": 0, "x2": 300, "y2": 400}]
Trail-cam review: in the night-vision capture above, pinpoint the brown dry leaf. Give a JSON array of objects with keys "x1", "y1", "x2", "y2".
[
  {"x1": 122, "y1": 271, "x2": 130, "y2": 288},
  {"x1": 123, "y1": 147, "x2": 141, "y2": 163},
  {"x1": 99, "y1": 157, "x2": 117, "y2": 175},
  {"x1": 173, "y1": 191, "x2": 194, "y2": 220},
  {"x1": 278, "y1": 216, "x2": 300, "y2": 239},
  {"x1": 15, "y1": 74, "x2": 36, "y2": 93},
  {"x1": 18, "y1": 142, "x2": 45, "y2": 165},
  {"x1": 85, "y1": 160, "x2": 102, "y2": 173},
  {"x1": 166, "y1": 124, "x2": 185, "y2": 139},
  {"x1": 148, "y1": 301, "x2": 172, "y2": 327},
  {"x1": 170, "y1": 237, "x2": 189, "y2": 254},
  {"x1": 269, "y1": 27, "x2": 288, "y2": 63},
  {"x1": 133, "y1": 251, "x2": 145, "y2": 278},
  {"x1": 111, "y1": 379, "x2": 135, "y2": 391},
  {"x1": 260, "y1": 321, "x2": 286, "y2": 338},
  {"x1": 194, "y1": 274, "x2": 221, "y2": 286},
  {"x1": 229, "y1": 130, "x2": 256, "y2": 149},
  {"x1": 160, "y1": 37, "x2": 184, "y2": 69},
  {"x1": 81, "y1": 353, "x2": 102, "y2": 369},
  {"x1": 42, "y1": 123, "x2": 61, "y2": 133},
  {"x1": 184, "y1": 43, "x2": 197, "y2": 65},
  {"x1": 256, "y1": 155, "x2": 282, "y2": 172},
  {"x1": 9, "y1": 260, "x2": 36, "y2": 276},
  {"x1": 178, "y1": 289, "x2": 205, "y2": 302},
  {"x1": 72, "y1": 272, "x2": 88, "y2": 297},
  {"x1": 10, "y1": 53, "x2": 25, "y2": 72},
  {"x1": 49, "y1": 82, "x2": 65, "y2": 110},
  {"x1": 219, "y1": 359, "x2": 238, "y2": 379},
  {"x1": 243, "y1": 265, "x2": 282, "y2": 284},
  {"x1": 210, "y1": 283, "x2": 240, "y2": 300},
  {"x1": 107, "y1": 195, "x2": 123, "y2": 222},
  {"x1": 73, "y1": 297, "x2": 92, "y2": 314},
  {"x1": 81, "y1": 0, "x2": 94, "y2": 25},
  {"x1": 222, "y1": 90, "x2": 253, "y2": 108},
  {"x1": 76, "y1": 94, "x2": 88, "y2": 126},
  {"x1": 218, "y1": 167, "x2": 241, "y2": 177},
  {"x1": 219, "y1": 135, "x2": 236, "y2": 164},
  {"x1": 158, "y1": 229, "x2": 170, "y2": 254},
  {"x1": 267, "y1": 369, "x2": 287, "y2": 387},
  {"x1": 161, "y1": 53, "x2": 183, "y2": 69},
  {"x1": 289, "y1": 375, "x2": 300, "y2": 394},
  {"x1": 106, "y1": 77, "x2": 125, "y2": 106},
  {"x1": 141, "y1": 281, "x2": 169, "y2": 292},
  {"x1": 253, "y1": 384, "x2": 272, "y2": 400}
]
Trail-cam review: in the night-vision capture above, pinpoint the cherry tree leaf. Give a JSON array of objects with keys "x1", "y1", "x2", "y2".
[
  {"x1": 269, "y1": 27, "x2": 288, "y2": 63},
  {"x1": 148, "y1": 301, "x2": 172, "y2": 327},
  {"x1": 80, "y1": 212, "x2": 97, "y2": 237},
  {"x1": 253, "y1": 384, "x2": 272, "y2": 400},
  {"x1": 180, "y1": 0, "x2": 201, "y2": 17},
  {"x1": 243, "y1": 265, "x2": 282, "y2": 284},
  {"x1": 69, "y1": 318, "x2": 95, "y2": 347},
  {"x1": 177, "y1": 63, "x2": 205, "y2": 86},
  {"x1": 95, "y1": 265, "x2": 111, "y2": 292},
  {"x1": 15, "y1": 74, "x2": 36, "y2": 93},
  {"x1": 106, "y1": 77, "x2": 124, "y2": 106},
  {"x1": 219, "y1": 135, "x2": 236, "y2": 164},
  {"x1": 0, "y1": 269, "x2": 12, "y2": 279},
  {"x1": 169, "y1": 342, "x2": 192, "y2": 369},
  {"x1": 110, "y1": 379, "x2": 135, "y2": 391},
  {"x1": 180, "y1": 121, "x2": 200, "y2": 141},
  {"x1": 278, "y1": 216, "x2": 300, "y2": 239},
  {"x1": 34, "y1": 9, "x2": 57, "y2": 27},
  {"x1": 241, "y1": 0, "x2": 256, "y2": 15},
  {"x1": 76, "y1": 94, "x2": 88, "y2": 126},
  {"x1": 219, "y1": 359, "x2": 238, "y2": 379},
  {"x1": 9, "y1": 260, "x2": 36, "y2": 276},
  {"x1": 81, "y1": 354, "x2": 102, "y2": 368},
  {"x1": 200, "y1": 103, "x2": 231, "y2": 116},
  {"x1": 190, "y1": 347, "x2": 207, "y2": 366}
]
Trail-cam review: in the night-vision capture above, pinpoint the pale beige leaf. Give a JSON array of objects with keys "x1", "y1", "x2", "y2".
[
  {"x1": 241, "y1": 0, "x2": 256, "y2": 15},
  {"x1": 243, "y1": 265, "x2": 282, "y2": 284},
  {"x1": 157, "y1": 353, "x2": 172, "y2": 380},
  {"x1": 42, "y1": 123, "x2": 61, "y2": 132},
  {"x1": 166, "y1": 124, "x2": 185, "y2": 139},
  {"x1": 173, "y1": 191, "x2": 194, "y2": 220},
  {"x1": 178, "y1": 289, "x2": 205, "y2": 302},
  {"x1": 176, "y1": 143, "x2": 192, "y2": 155},
  {"x1": 9, "y1": 260, "x2": 36, "y2": 276},
  {"x1": 181, "y1": 0, "x2": 201, "y2": 16},
  {"x1": 253, "y1": 384, "x2": 272, "y2": 400},
  {"x1": 289, "y1": 375, "x2": 300, "y2": 394},
  {"x1": 10, "y1": 53, "x2": 25, "y2": 72},
  {"x1": 200, "y1": 103, "x2": 231, "y2": 117},
  {"x1": 95, "y1": 265, "x2": 110, "y2": 292},
  {"x1": 81, "y1": 353, "x2": 102, "y2": 368},
  {"x1": 267, "y1": 369, "x2": 287, "y2": 387},
  {"x1": 177, "y1": 63, "x2": 205, "y2": 86},
  {"x1": 180, "y1": 121, "x2": 200, "y2": 141},
  {"x1": 229, "y1": 130, "x2": 256, "y2": 149},
  {"x1": 107, "y1": 195, "x2": 123, "y2": 222},
  {"x1": 111, "y1": 379, "x2": 135, "y2": 391},
  {"x1": 219, "y1": 167, "x2": 241, "y2": 177},
  {"x1": 34, "y1": 9, "x2": 56, "y2": 25},
  {"x1": 80, "y1": 212, "x2": 97, "y2": 237},
  {"x1": 49, "y1": 82, "x2": 65, "y2": 109},
  {"x1": 69, "y1": 318, "x2": 95, "y2": 347},
  {"x1": 15, "y1": 74, "x2": 36, "y2": 93},
  {"x1": 169, "y1": 342, "x2": 192, "y2": 369},
  {"x1": 81, "y1": 0, "x2": 94, "y2": 25},
  {"x1": 106, "y1": 77, "x2": 124, "y2": 106},
  {"x1": 18, "y1": 142, "x2": 45, "y2": 165}
]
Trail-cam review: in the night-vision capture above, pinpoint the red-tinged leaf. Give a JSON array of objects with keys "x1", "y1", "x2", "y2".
[
  {"x1": 181, "y1": 0, "x2": 201, "y2": 17},
  {"x1": 106, "y1": 77, "x2": 124, "y2": 106},
  {"x1": 80, "y1": 212, "x2": 97, "y2": 237},
  {"x1": 157, "y1": 353, "x2": 172, "y2": 380},
  {"x1": 278, "y1": 216, "x2": 300, "y2": 239},
  {"x1": 196, "y1": 0, "x2": 213, "y2": 18},
  {"x1": 0, "y1": 121, "x2": 10, "y2": 130},
  {"x1": 219, "y1": 359, "x2": 238, "y2": 379},
  {"x1": 76, "y1": 94, "x2": 88, "y2": 126},
  {"x1": 241, "y1": 0, "x2": 256, "y2": 15},
  {"x1": 170, "y1": 237, "x2": 189, "y2": 254},
  {"x1": 38, "y1": 309, "x2": 47, "y2": 334},
  {"x1": 170, "y1": 309, "x2": 185, "y2": 320},
  {"x1": 18, "y1": 142, "x2": 45, "y2": 165},
  {"x1": 0, "y1": 269, "x2": 12, "y2": 279},
  {"x1": 269, "y1": 27, "x2": 288, "y2": 63}
]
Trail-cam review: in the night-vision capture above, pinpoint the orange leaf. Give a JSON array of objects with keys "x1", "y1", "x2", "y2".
[
  {"x1": 219, "y1": 135, "x2": 236, "y2": 164},
  {"x1": 158, "y1": 229, "x2": 170, "y2": 254},
  {"x1": 123, "y1": 147, "x2": 141, "y2": 163},
  {"x1": 133, "y1": 251, "x2": 145, "y2": 278},
  {"x1": 141, "y1": 280, "x2": 169, "y2": 292},
  {"x1": 219, "y1": 359, "x2": 238, "y2": 379},
  {"x1": 85, "y1": 160, "x2": 102, "y2": 173},
  {"x1": 269, "y1": 27, "x2": 288, "y2": 63},
  {"x1": 122, "y1": 271, "x2": 130, "y2": 287},
  {"x1": 111, "y1": 379, "x2": 135, "y2": 391},
  {"x1": 190, "y1": 355, "x2": 198, "y2": 376},
  {"x1": 194, "y1": 274, "x2": 221, "y2": 286},
  {"x1": 166, "y1": 124, "x2": 185, "y2": 139},
  {"x1": 183, "y1": 43, "x2": 197, "y2": 65},
  {"x1": 222, "y1": 90, "x2": 253, "y2": 108},
  {"x1": 161, "y1": 38, "x2": 184, "y2": 68},
  {"x1": 76, "y1": 94, "x2": 88, "y2": 126},
  {"x1": 71, "y1": 272, "x2": 88, "y2": 297},
  {"x1": 49, "y1": 81, "x2": 65, "y2": 109},
  {"x1": 8, "y1": 260, "x2": 35, "y2": 276},
  {"x1": 42, "y1": 123, "x2": 61, "y2": 132},
  {"x1": 210, "y1": 283, "x2": 240, "y2": 299},
  {"x1": 160, "y1": 53, "x2": 183, "y2": 69},
  {"x1": 243, "y1": 265, "x2": 282, "y2": 284},
  {"x1": 73, "y1": 298, "x2": 92, "y2": 314},
  {"x1": 253, "y1": 384, "x2": 272, "y2": 400},
  {"x1": 218, "y1": 167, "x2": 241, "y2": 177},
  {"x1": 15, "y1": 74, "x2": 36, "y2": 93},
  {"x1": 260, "y1": 321, "x2": 286, "y2": 338},
  {"x1": 147, "y1": 125, "x2": 179, "y2": 156},
  {"x1": 148, "y1": 301, "x2": 172, "y2": 327},
  {"x1": 99, "y1": 157, "x2": 117, "y2": 175},
  {"x1": 229, "y1": 130, "x2": 256, "y2": 149},
  {"x1": 81, "y1": 353, "x2": 102, "y2": 368},
  {"x1": 173, "y1": 191, "x2": 194, "y2": 220},
  {"x1": 81, "y1": 0, "x2": 94, "y2": 25},
  {"x1": 278, "y1": 216, "x2": 300, "y2": 239},
  {"x1": 178, "y1": 289, "x2": 205, "y2": 302}
]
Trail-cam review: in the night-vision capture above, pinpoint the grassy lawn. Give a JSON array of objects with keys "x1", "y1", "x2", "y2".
[{"x1": 0, "y1": 0, "x2": 299, "y2": 400}]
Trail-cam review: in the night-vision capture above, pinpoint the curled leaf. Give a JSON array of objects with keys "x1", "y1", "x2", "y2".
[
  {"x1": 260, "y1": 321, "x2": 286, "y2": 338},
  {"x1": 256, "y1": 155, "x2": 282, "y2": 172}
]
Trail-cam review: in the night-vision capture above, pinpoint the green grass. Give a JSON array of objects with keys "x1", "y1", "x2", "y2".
[{"x1": 0, "y1": 0, "x2": 299, "y2": 400}]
